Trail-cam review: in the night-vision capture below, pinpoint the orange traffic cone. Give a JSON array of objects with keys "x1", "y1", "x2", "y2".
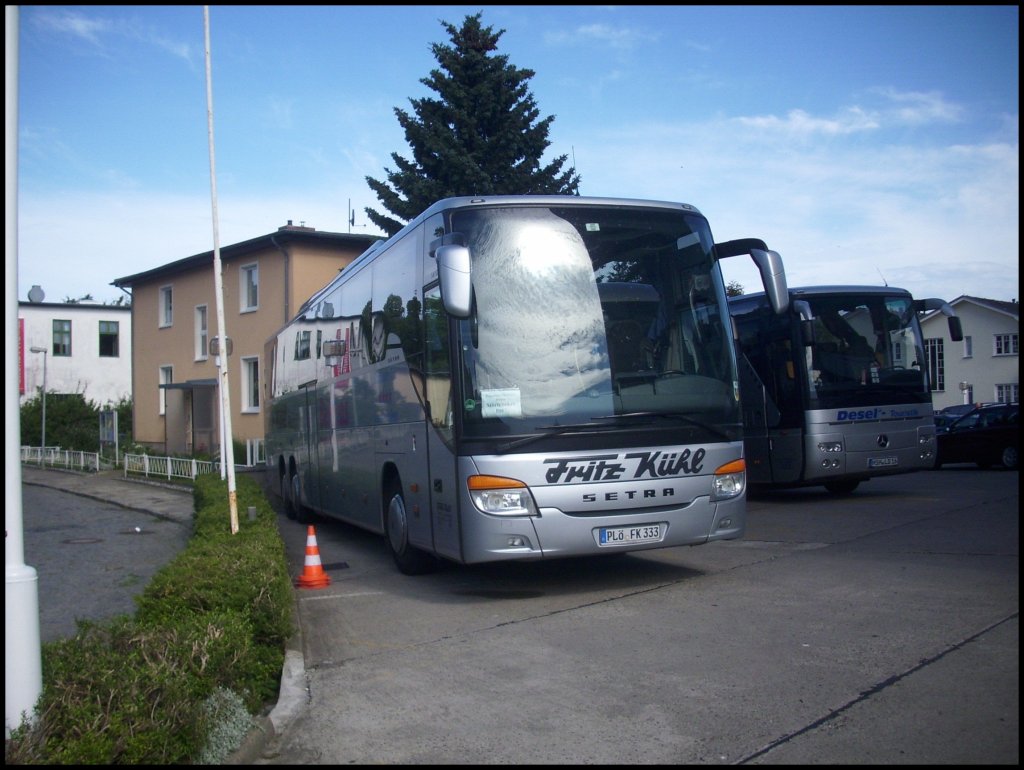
[{"x1": 296, "y1": 525, "x2": 331, "y2": 589}]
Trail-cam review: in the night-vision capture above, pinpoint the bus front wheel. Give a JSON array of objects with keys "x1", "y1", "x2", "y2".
[
  {"x1": 385, "y1": 481, "x2": 437, "y2": 575},
  {"x1": 824, "y1": 479, "x2": 860, "y2": 495}
]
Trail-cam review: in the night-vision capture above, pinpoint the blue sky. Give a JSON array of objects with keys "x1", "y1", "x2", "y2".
[{"x1": 12, "y1": 5, "x2": 1019, "y2": 305}]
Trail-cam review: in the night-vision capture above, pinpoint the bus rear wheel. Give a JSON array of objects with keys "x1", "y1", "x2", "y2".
[
  {"x1": 385, "y1": 481, "x2": 436, "y2": 575},
  {"x1": 285, "y1": 472, "x2": 312, "y2": 524}
]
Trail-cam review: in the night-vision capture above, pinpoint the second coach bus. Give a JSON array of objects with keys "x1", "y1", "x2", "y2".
[
  {"x1": 730, "y1": 285, "x2": 962, "y2": 494},
  {"x1": 265, "y1": 195, "x2": 788, "y2": 573}
]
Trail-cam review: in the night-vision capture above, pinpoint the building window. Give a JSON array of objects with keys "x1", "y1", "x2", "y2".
[
  {"x1": 924, "y1": 338, "x2": 944, "y2": 392},
  {"x1": 993, "y1": 333, "x2": 1018, "y2": 356},
  {"x1": 159, "y1": 285, "x2": 173, "y2": 327},
  {"x1": 962, "y1": 335, "x2": 972, "y2": 358},
  {"x1": 996, "y1": 384, "x2": 1019, "y2": 403},
  {"x1": 241, "y1": 263, "x2": 259, "y2": 312},
  {"x1": 52, "y1": 319, "x2": 71, "y2": 356},
  {"x1": 242, "y1": 356, "x2": 260, "y2": 412},
  {"x1": 294, "y1": 330, "x2": 311, "y2": 360},
  {"x1": 195, "y1": 305, "x2": 208, "y2": 360},
  {"x1": 99, "y1": 320, "x2": 119, "y2": 357},
  {"x1": 159, "y1": 365, "x2": 173, "y2": 415}
]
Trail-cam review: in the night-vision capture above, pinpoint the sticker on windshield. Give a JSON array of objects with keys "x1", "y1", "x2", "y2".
[{"x1": 481, "y1": 388, "x2": 522, "y2": 418}]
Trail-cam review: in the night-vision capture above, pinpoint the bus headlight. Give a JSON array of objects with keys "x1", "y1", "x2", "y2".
[
  {"x1": 711, "y1": 459, "x2": 745, "y2": 501},
  {"x1": 468, "y1": 475, "x2": 540, "y2": 516},
  {"x1": 817, "y1": 441, "x2": 844, "y2": 453}
]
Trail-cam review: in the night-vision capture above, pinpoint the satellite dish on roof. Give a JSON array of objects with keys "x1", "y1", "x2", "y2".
[{"x1": 27, "y1": 285, "x2": 45, "y2": 303}]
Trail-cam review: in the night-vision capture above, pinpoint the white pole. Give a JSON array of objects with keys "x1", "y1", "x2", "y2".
[
  {"x1": 6, "y1": 5, "x2": 44, "y2": 737},
  {"x1": 204, "y1": 7, "x2": 238, "y2": 533}
]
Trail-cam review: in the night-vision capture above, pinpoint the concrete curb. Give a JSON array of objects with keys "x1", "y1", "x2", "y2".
[{"x1": 226, "y1": 582, "x2": 308, "y2": 763}]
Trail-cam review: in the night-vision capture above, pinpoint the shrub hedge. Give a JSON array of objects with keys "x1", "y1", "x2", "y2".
[{"x1": 5, "y1": 473, "x2": 294, "y2": 765}]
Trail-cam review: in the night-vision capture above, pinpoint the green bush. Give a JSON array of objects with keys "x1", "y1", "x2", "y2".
[
  {"x1": 19, "y1": 393, "x2": 134, "y2": 456},
  {"x1": 5, "y1": 474, "x2": 294, "y2": 764}
]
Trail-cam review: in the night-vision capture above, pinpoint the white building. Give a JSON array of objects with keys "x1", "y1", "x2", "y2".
[
  {"x1": 921, "y1": 295, "x2": 1019, "y2": 410},
  {"x1": 18, "y1": 296, "x2": 133, "y2": 408}
]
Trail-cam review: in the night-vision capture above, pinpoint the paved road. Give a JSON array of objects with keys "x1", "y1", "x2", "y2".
[
  {"x1": 18, "y1": 465, "x2": 1018, "y2": 764},
  {"x1": 260, "y1": 467, "x2": 1018, "y2": 765},
  {"x1": 19, "y1": 467, "x2": 194, "y2": 643}
]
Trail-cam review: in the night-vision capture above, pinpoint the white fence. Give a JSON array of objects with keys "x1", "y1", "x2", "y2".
[
  {"x1": 122, "y1": 453, "x2": 220, "y2": 482},
  {"x1": 22, "y1": 439, "x2": 266, "y2": 483},
  {"x1": 21, "y1": 446, "x2": 102, "y2": 472},
  {"x1": 245, "y1": 438, "x2": 266, "y2": 466}
]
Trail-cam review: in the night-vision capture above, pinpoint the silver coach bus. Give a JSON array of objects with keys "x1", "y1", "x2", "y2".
[
  {"x1": 730, "y1": 285, "x2": 963, "y2": 494},
  {"x1": 265, "y1": 196, "x2": 788, "y2": 573}
]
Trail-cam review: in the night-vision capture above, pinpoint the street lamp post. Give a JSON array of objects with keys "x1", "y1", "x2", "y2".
[{"x1": 29, "y1": 346, "x2": 47, "y2": 460}]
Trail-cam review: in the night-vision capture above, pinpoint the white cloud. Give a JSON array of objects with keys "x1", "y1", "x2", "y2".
[
  {"x1": 571, "y1": 110, "x2": 1018, "y2": 303},
  {"x1": 32, "y1": 9, "x2": 110, "y2": 49},
  {"x1": 737, "y1": 107, "x2": 881, "y2": 136}
]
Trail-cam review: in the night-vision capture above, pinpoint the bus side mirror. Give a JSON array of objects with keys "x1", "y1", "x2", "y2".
[
  {"x1": 749, "y1": 249, "x2": 789, "y2": 315},
  {"x1": 792, "y1": 300, "x2": 815, "y2": 346},
  {"x1": 435, "y1": 244, "x2": 472, "y2": 318},
  {"x1": 801, "y1": 320, "x2": 815, "y2": 346},
  {"x1": 947, "y1": 316, "x2": 963, "y2": 342},
  {"x1": 916, "y1": 298, "x2": 963, "y2": 342}
]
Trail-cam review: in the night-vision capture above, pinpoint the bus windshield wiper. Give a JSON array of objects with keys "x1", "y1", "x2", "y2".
[
  {"x1": 593, "y1": 411, "x2": 733, "y2": 442},
  {"x1": 496, "y1": 421, "x2": 613, "y2": 453},
  {"x1": 495, "y1": 411, "x2": 731, "y2": 453}
]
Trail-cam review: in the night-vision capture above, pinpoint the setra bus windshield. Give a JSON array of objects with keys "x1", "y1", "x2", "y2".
[{"x1": 447, "y1": 204, "x2": 741, "y2": 445}]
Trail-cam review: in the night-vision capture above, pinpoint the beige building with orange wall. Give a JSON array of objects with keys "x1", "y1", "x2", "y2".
[{"x1": 113, "y1": 221, "x2": 378, "y2": 456}]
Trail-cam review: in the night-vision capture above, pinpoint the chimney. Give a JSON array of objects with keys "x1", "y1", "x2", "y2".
[{"x1": 279, "y1": 220, "x2": 315, "y2": 232}]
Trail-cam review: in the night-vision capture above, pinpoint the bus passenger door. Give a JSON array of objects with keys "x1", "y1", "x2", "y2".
[
  {"x1": 300, "y1": 382, "x2": 320, "y2": 511},
  {"x1": 423, "y1": 286, "x2": 461, "y2": 561}
]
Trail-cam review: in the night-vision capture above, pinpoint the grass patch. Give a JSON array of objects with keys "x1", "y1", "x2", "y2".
[{"x1": 5, "y1": 474, "x2": 294, "y2": 764}]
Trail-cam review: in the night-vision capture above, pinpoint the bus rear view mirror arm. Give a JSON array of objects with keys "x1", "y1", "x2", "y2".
[{"x1": 715, "y1": 238, "x2": 789, "y2": 315}]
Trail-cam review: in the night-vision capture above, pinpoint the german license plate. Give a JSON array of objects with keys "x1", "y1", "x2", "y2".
[
  {"x1": 869, "y1": 456, "x2": 898, "y2": 468},
  {"x1": 598, "y1": 523, "x2": 663, "y2": 546}
]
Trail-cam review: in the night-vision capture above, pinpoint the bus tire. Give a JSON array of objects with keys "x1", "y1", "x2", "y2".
[
  {"x1": 384, "y1": 480, "x2": 436, "y2": 575},
  {"x1": 283, "y1": 472, "x2": 298, "y2": 520},
  {"x1": 824, "y1": 479, "x2": 859, "y2": 495},
  {"x1": 286, "y1": 472, "x2": 312, "y2": 524}
]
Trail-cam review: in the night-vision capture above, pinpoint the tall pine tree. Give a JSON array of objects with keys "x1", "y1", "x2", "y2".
[{"x1": 365, "y1": 12, "x2": 581, "y2": 236}]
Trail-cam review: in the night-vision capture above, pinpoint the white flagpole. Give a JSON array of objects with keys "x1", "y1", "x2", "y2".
[{"x1": 203, "y1": 7, "x2": 238, "y2": 533}]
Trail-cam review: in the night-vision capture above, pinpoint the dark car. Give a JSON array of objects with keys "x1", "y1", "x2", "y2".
[{"x1": 934, "y1": 402, "x2": 1019, "y2": 470}]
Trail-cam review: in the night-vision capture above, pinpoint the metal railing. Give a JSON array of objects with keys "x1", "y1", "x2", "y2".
[
  {"x1": 21, "y1": 446, "x2": 101, "y2": 472},
  {"x1": 122, "y1": 453, "x2": 220, "y2": 481},
  {"x1": 246, "y1": 438, "x2": 266, "y2": 466},
  {"x1": 22, "y1": 440, "x2": 267, "y2": 483}
]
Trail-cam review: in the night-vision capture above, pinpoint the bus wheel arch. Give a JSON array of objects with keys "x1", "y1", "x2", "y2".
[{"x1": 382, "y1": 468, "x2": 436, "y2": 575}]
